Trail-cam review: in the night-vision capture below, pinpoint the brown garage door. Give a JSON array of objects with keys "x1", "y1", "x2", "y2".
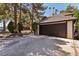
[{"x1": 39, "y1": 23, "x2": 67, "y2": 38}]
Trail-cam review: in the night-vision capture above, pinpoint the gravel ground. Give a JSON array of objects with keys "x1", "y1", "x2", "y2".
[{"x1": 0, "y1": 35, "x2": 72, "y2": 56}]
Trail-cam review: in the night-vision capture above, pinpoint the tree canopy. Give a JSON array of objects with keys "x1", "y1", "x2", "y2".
[{"x1": 0, "y1": 3, "x2": 47, "y2": 33}]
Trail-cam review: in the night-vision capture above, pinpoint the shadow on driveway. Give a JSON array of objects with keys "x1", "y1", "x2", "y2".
[{"x1": 0, "y1": 35, "x2": 70, "y2": 56}]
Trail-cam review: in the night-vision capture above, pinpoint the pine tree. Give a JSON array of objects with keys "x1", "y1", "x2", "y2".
[{"x1": 0, "y1": 3, "x2": 10, "y2": 32}]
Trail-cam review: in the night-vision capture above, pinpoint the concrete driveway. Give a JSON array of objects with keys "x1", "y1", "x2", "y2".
[{"x1": 0, "y1": 35, "x2": 77, "y2": 56}]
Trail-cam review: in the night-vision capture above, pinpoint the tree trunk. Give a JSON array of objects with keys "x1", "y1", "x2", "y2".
[
  {"x1": 31, "y1": 4, "x2": 34, "y2": 32},
  {"x1": 28, "y1": 9, "x2": 33, "y2": 32},
  {"x1": 3, "y1": 19, "x2": 6, "y2": 32},
  {"x1": 18, "y1": 3, "x2": 22, "y2": 33},
  {"x1": 19, "y1": 3, "x2": 21, "y2": 23},
  {"x1": 14, "y1": 4, "x2": 17, "y2": 33}
]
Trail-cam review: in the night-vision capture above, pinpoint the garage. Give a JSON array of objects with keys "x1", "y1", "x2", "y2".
[
  {"x1": 39, "y1": 13, "x2": 76, "y2": 39},
  {"x1": 40, "y1": 22, "x2": 67, "y2": 38}
]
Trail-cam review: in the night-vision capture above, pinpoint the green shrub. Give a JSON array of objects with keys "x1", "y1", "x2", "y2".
[
  {"x1": 7, "y1": 21, "x2": 15, "y2": 33},
  {"x1": 32, "y1": 22, "x2": 38, "y2": 33}
]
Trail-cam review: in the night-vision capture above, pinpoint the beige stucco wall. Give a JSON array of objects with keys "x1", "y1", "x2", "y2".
[{"x1": 67, "y1": 21, "x2": 73, "y2": 39}]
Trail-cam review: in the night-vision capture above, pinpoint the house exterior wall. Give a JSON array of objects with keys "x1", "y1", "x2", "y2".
[
  {"x1": 37, "y1": 25, "x2": 39, "y2": 35},
  {"x1": 67, "y1": 21, "x2": 73, "y2": 39}
]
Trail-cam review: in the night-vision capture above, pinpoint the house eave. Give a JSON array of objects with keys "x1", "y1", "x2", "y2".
[{"x1": 40, "y1": 19, "x2": 75, "y2": 25}]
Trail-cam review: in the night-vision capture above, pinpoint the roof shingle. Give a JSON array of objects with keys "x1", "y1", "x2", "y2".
[{"x1": 40, "y1": 14, "x2": 77, "y2": 24}]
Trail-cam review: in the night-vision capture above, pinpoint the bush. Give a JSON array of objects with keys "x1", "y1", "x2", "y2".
[
  {"x1": 32, "y1": 22, "x2": 38, "y2": 33},
  {"x1": 7, "y1": 21, "x2": 15, "y2": 33}
]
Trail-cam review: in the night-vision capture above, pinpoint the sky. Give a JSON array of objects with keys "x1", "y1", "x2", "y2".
[{"x1": 44, "y1": 3, "x2": 79, "y2": 16}]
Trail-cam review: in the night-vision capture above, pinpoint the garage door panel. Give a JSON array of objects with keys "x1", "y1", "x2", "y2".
[{"x1": 39, "y1": 23, "x2": 67, "y2": 38}]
